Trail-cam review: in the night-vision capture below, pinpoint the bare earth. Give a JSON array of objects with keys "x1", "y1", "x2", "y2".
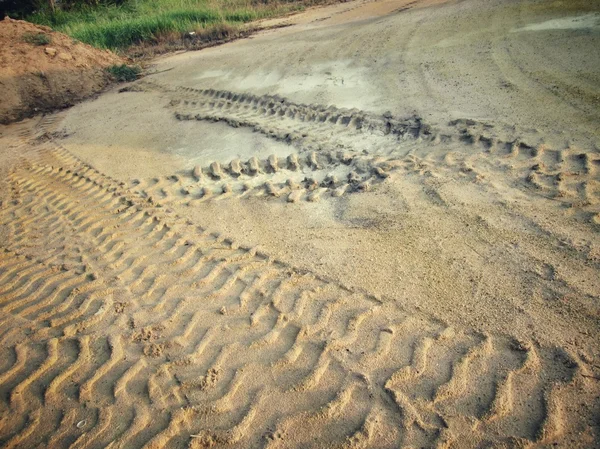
[
  {"x1": 0, "y1": 0, "x2": 599, "y2": 448},
  {"x1": 0, "y1": 18, "x2": 123, "y2": 124}
]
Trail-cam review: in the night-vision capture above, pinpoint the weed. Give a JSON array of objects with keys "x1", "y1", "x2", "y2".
[
  {"x1": 106, "y1": 64, "x2": 141, "y2": 81},
  {"x1": 22, "y1": 32, "x2": 52, "y2": 46},
  {"x1": 25, "y1": 0, "x2": 308, "y2": 51}
]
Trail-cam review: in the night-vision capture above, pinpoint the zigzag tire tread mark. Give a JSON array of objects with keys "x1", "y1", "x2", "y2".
[
  {"x1": 139, "y1": 80, "x2": 425, "y2": 140},
  {"x1": 130, "y1": 151, "x2": 390, "y2": 206},
  {"x1": 135, "y1": 81, "x2": 600, "y2": 222},
  {"x1": 0, "y1": 143, "x2": 594, "y2": 448}
]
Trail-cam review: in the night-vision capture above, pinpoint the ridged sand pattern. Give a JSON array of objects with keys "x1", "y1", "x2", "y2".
[
  {"x1": 128, "y1": 81, "x2": 600, "y2": 225},
  {"x1": 0, "y1": 132, "x2": 596, "y2": 448},
  {"x1": 129, "y1": 151, "x2": 391, "y2": 206}
]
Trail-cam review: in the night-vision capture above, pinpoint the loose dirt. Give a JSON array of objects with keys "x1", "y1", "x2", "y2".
[
  {"x1": 0, "y1": 17, "x2": 123, "y2": 124},
  {"x1": 0, "y1": 0, "x2": 599, "y2": 448}
]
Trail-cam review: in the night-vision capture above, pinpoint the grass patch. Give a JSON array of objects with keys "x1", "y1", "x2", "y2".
[
  {"x1": 106, "y1": 64, "x2": 142, "y2": 81},
  {"x1": 22, "y1": 32, "x2": 52, "y2": 46},
  {"x1": 66, "y1": 9, "x2": 225, "y2": 49},
  {"x1": 26, "y1": 0, "x2": 308, "y2": 52}
]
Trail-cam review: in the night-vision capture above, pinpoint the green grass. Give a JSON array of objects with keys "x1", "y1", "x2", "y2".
[
  {"x1": 27, "y1": 0, "x2": 304, "y2": 51},
  {"x1": 106, "y1": 64, "x2": 142, "y2": 81},
  {"x1": 22, "y1": 31, "x2": 52, "y2": 46}
]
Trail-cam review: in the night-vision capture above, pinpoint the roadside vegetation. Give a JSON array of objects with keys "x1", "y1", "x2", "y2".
[
  {"x1": 106, "y1": 63, "x2": 141, "y2": 81},
  {"x1": 2, "y1": 0, "x2": 320, "y2": 55},
  {"x1": 21, "y1": 30, "x2": 52, "y2": 45},
  {"x1": 29, "y1": 0, "x2": 298, "y2": 50}
]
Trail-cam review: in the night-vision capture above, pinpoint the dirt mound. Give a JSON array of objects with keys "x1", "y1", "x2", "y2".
[{"x1": 0, "y1": 17, "x2": 123, "y2": 124}]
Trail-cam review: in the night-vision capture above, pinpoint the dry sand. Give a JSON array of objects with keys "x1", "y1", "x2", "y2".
[
  {"x1": 0, "y1": 0, "x2": 599, "y2": 447},
  {"x1": 0, "y1": 18, "x2": 123, "y2": 124}
]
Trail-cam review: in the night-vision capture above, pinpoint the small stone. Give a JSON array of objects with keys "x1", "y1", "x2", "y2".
[
  {"x1": 192, "y1": 165, "x2": 202, "y2": 180},
  {"x1": 45, "y1": 47, "x2": 57, "y2": 57}
]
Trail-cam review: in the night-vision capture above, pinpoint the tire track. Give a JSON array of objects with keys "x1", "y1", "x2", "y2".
[
  {"x1": 130, "y1": 150, "x2": 390, "y2": 207},
  {"x1": 129, "y1": 81, "x2": 600, "y2": 225},
  {"x1": 0, "y1": 140, "x2": 594, "y2": 448}
]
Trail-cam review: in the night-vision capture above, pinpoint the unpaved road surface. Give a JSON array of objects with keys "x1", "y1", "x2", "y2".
[{"x1": 1, "y1": 0, "x2": 600, "y2": 448}]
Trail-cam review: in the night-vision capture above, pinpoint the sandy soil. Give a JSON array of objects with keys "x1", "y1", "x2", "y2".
[
  {"x1": 0, "y1": 18, "x2": 123, "y2": 124},
  {"x1": 0, "y1": 0, "x2": 599, "y2": 448}
]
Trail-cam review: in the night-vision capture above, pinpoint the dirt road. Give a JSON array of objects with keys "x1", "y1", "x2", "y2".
[{"x1": 0, "y1": 0, "x2": 599, "y2": 447}]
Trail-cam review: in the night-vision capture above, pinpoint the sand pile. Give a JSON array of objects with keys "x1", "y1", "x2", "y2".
[{"x1": 0, "y1": 17, "x2": 123, "y2": 124}]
